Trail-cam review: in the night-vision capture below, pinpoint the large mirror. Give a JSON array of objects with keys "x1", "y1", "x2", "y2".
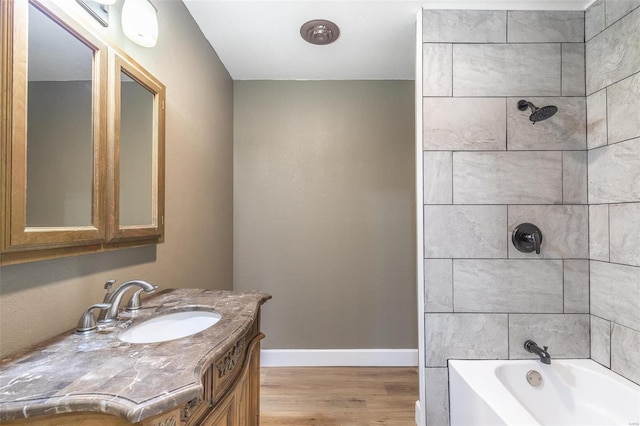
[
  {"x1": 1, "y1": 0, "x2": 107, "y2": 254},
  {"x1": 1, "y1": 0, "x2": 165, "y2": 264},
  {"x1": 107, "y1": 50, "x2": 165, "y2": 242},
  {"x1": 26, "y1": 2, "x2": 94, "y2": 227}
]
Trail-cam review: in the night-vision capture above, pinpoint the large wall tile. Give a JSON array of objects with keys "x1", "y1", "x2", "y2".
[
  {"x1": 585, "y1": 0, "x2": 605, "y2": 41},
  {"x1": 425, "y1": 313, "x2": 508, "y2": 366},
  {"x1": 423, "y1": 152, "x2": 452, "y2": 204},
  {"x1": 564, "y1": 260, "x2": 589, "y2": 313},
  {"x1": 454, "y1": 260, "x2": 563, "y2": 313},
  {"x1": 424, "y1": 205, "x2": 507, "y2": 258},
  {"x1": 611, "y1": 324, "x2": 640, "y2": 385},
  {"x1": 507, "y1": 97, "x2": 586, "y2": 151},
  {"x1": 562, "y1": 44, "x2": 586, "y2": 96},
  {"x1": 610, "y1": 203, "x2": 640, "y2": 267},
  {"x1": 507, "y1": 11, "x2": 584, "y2": 43},
  {"x1": 423, "y1": 10, "x2": 506, "y2": 43},
  {"x1": 425, "y1": 259, "x2": 453, "y2": 313},
  {"x1": 591, "y1": 315, "x2": 611, "y2": 367},
  {"x1": 591, "y1": 261, "x2": 640, "y2": 330},
  {"x1": 588, "y1": 138, "x2": 640, "y2": 204},
  {"x1": 563, "y1": 151, "x2": 588, "y2": 204},
  {"x1": 508, "y1": 314, "x2": 590, "y2": 359},
  {"x1": 453, "y1": 44, "x2": 561, "y2": 96},
  {"x1": 508, "y1": 205, "x2": 588, "y2": 259},
  {"x1": 586, "y1": 7, "x2": 640, "y2": 94},
  {"x1": 423, "y1": 44, "x2": 452, "y2": 96},
  {"x1": 607, "y1": 72, "x2": 640, "y2": 144},
  {"x1": 605, "y1": 0, "x2": 640, "y2": 27},
  {"x1": 424, "y1": 98, "x2": 506, "y2": 151},
  {"x1": 453, "y1": 151, "x2": 563, "y2": 204},
  {"x1": 589, "y1": 204, "x2": 610, "y2": 261},
  {"x1": 587, "y1": 89, "x2": 607, "y2": 149},
  {"x1": 425, "y1": 368, "x2": 450, "y2": 426}
]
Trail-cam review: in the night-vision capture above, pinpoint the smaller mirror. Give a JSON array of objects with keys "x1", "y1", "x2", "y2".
[{"x1": 107, "y1": 50, "x2": 165, "y2": 243}]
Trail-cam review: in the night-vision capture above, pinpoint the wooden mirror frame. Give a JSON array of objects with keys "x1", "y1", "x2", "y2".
[
  {"x1": 1, "y1": 0, "x2": 107, "y2": 259},
  {"x1": 0, "y1": 0, "x2": 165, "y2": 265},
  {"x1": 106, "y1": 50, "x2": 165, "y2": 244}
]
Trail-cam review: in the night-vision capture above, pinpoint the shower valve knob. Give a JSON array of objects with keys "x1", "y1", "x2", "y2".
[{"x1": 512, "y1": 223, "x2": 543, "y2": 254}]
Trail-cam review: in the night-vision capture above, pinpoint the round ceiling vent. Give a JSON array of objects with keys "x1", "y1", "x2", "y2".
[{"x1": 300, "y1": 19, "x2": 340, "y2": 45}]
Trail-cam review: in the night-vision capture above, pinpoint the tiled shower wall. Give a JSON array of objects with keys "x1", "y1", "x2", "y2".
[
  {"x1": 421, "y1": 10, "x2": 590, "y2": 425},
  {"x1": 585, "y1": 0, "x2": 640, "y2": 385}
]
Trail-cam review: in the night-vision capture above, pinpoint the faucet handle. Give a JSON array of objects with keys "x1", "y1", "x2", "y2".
[
  {"x1": 76, "y1": 303, "x2": 111, "y2": 333},
  {"x1": 543, "y1": 346, "x2": 549, "y2": 351},
  {"x1": 125, "y1": 288, "x2": 145, "y2": 311}
]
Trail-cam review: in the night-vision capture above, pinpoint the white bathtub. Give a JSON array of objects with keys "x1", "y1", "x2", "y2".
[{"x1": 449, "y1": 359, "x2": 640, "y2": 426}]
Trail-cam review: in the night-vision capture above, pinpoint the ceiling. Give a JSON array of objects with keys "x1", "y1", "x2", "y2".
[{"x1": 182, "y1": 0, "x2": 595, "y2": 80}]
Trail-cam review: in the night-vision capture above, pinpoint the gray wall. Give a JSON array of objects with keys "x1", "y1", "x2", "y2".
[
  {"x1": 421, "y1": 10, "x2": 589, "y2": 425},
  {"x1": 0, "y1": 1, "x2": 234, "y2": 358},
  {"x1": 234, "y1": 81, "x2": 416, "y2": 350},
  {"x1": 585, "y1": 0, "x2": 640, "y2": 385}
]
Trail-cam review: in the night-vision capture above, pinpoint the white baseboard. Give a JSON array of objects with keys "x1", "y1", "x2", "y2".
[{"x1": 260, "y1": 349, "x2": 418, "y2": 367}]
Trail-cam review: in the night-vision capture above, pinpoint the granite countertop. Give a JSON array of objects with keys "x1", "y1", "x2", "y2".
[{"x1": 0, "y1": 288, "x2": 271, "y2": 423}]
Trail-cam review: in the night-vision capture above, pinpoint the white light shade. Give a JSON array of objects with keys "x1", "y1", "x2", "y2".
[{"x1": 122, "y1": 0, "x2": 158, "y2": 48}]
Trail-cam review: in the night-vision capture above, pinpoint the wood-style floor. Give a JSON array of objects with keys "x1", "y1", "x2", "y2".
[{"x1": 260, "y1": 367, "x2": 419, "y2": 425}]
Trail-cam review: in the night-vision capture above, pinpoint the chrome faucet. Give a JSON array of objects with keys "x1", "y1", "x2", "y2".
[
  {"x1": 98, "y1": 279, "x2": 158, "y2": 323},
  {"x1": 524, "y1": 340, "x2": 551, "y2": 364}
]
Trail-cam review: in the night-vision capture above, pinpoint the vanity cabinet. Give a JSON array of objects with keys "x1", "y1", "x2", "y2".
[
  {"x1": 0, "y1": 291, "x2": 269, "y2": 426},
  {"x1": 0, "y1": 0, "x2": 165, "y2": 265}
]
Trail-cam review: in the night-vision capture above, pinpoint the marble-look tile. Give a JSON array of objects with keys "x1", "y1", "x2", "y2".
[
  {"x1": 424, "y1": 97, "x2": 506, "y2": 151},
  {"x1": 454, "y1": 260, "x2": 563, "y2": 313},
  {"x1": 508, "y1": 205, "x2": 588, "y2": 259},
  {"x1": 425, "y1": 367, "x2": 450, "y2": 426},
  {"x1": 591, "y1": 260, "x2": 640, "y2": 331},
  {"x1": 589, "y1": 204, "x2": 610, "y2": 261},
  {"x1": 562, "y1": 44, "x2": 586, "y2": 96},
  {"x1": 507, "y1": 11, "x2": 584, "y2": 43},
  {"x1": 611, "y1": 323, "x2": 640, "y2": 385},
  {"x1": 586, "y1": 7, "x2": 640, "y2": 94},
  {"x1": 425, "y1": 259, "x2": 453, "y2": 313},
  {"x1": 424, "y1": 205, "x2": 507, "y2": 258},
  {"x1": 423, "y1": 44, "x2": 452, "y2": 96},
  {"x1": 425, "y1": 313, "x2": 508, "y2": 367},
  {"x1": 605, "y1": 0, "x2": 640, "y2": 27},
  {"x1": 588, "y1": 138, "x2": 640, "y2": 204},
  {"x1": 607, "y1": 72, "x2": 640, "y2": 144},
  {"x1": 587, "y1": 89, "x2": 608, "y2": 149},
  {"x1": 563, "y1": 151, "x2": 588, "y2": 204},
  {"x1": 423, "y1": 152, "x2": 452, "y2": 204},
  {"x1": 507, "y1": 97, "x2": 586, "y2": 151},
  {"x1": 423, "y1": 10, "x2": 506, "y2": 43},
  {"x1": 564, "y1": 260, "x2": 589, "y2": 313},
  {"x1": 585, "y1": 0, "x2": 605, "y2": 41},
  {"x1": 610, "y1": 203, "x2": 640, "y2": 267},
  {"x1": 508, "y1": 314, "x2": 590, "y2": 359},
  {"x1": 453, "y1": 151, "x2": 563, "y2": 204},
  {"x1": 453, "y1": 44, "x2": 561, "y2": 97},
  {"x1": 591, "y1": 315, "x2": 611, "y2": 368}
]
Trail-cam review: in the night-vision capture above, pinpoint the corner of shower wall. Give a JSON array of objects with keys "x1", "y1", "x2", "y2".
[
  {"x1": 419, "y1": 7, "x2": 592, "y2": 425},
  {"x1": 584, "y1": 0, "x2": 640, "y2": 386}
]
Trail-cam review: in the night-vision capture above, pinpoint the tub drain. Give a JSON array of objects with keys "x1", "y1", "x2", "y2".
[{"x1": 526, "y1": 370, "x2": 543, "y2": 387}]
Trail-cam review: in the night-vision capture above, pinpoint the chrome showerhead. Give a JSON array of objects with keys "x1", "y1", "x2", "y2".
[{"x1": 517, "y1": 100, "x2": 558, "y2": 124}]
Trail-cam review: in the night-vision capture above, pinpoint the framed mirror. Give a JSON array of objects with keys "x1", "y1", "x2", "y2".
[
  {"x1": 106, "y1": 50, "x2": 165, "y2": 243},
  {"x1": 1, "y1": 0, "x2": 107, "y2": 253}
]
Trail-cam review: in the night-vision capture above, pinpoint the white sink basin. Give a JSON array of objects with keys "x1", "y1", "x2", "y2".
[{"x1": 119, "y1": 310, "x2": 221, "y2": 344}]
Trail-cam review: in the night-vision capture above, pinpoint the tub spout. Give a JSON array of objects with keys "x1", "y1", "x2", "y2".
[{"x1": 524, "y1": 340, "x2": 551, "y2": 364}]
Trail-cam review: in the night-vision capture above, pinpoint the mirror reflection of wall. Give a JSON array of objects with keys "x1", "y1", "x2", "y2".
[
  {"x1": 26, "y1": 3, "x2": 94, "y2": 227},
  {"x1": 119, "y1": 71, "x2": 154, "y2": 226}
]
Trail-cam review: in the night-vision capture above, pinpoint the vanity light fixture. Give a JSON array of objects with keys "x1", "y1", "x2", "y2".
[{"x1": 122, "y1": 0, "x2": 158, "y2": 48}]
